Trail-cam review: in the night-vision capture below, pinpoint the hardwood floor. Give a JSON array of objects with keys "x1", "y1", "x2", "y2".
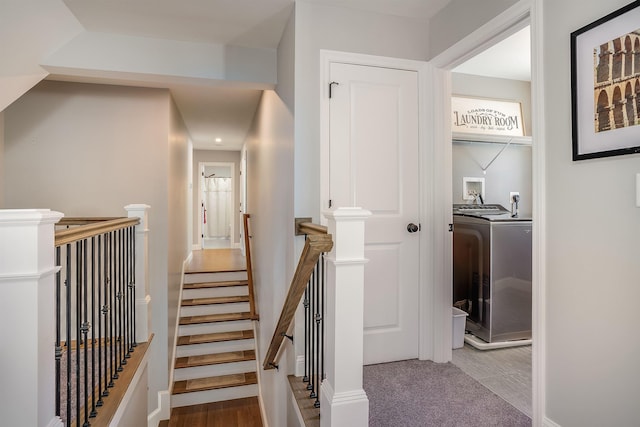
[
  {"x1": 165, "y1": 397, "x2": 263, "y2": 427},
  {"x1": 186, "y1": 249, "x2": 246, "y2": 273}
]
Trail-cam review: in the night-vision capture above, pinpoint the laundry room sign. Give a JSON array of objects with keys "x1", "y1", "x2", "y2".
[{"x1": 452, "y1": 96, "x2": 524, "y2": 136}]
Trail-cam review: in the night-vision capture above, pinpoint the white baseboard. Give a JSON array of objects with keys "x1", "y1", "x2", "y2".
[
  {"x1": 543, "y1": 417, "x2": 562, "y2": 427},
  {"x1": 295, "y1": 355, "x2": 305, "y2": 377},
  {"x1": 147, "y1": 390, "x2": 170, "y2": 427},
  {"x1": 45, "y1": 417, "x2": 63, "y2": 427},
  {"x1": 254, "y1": 322, "x2": 269, "y2": 427}
]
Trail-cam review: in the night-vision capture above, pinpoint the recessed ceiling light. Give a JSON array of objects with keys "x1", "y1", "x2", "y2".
[{"x1": 215, "y1": 138, "x2": 222, "y2": 143}]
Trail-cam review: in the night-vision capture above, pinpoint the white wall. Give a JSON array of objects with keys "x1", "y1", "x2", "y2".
[
  {"x1": 3, "y1": 81, "x2": 182, "y2": 416},
  {"x1": 428, "y1": 0, "x2": 519, "y2": 59},
  {"x1": 191, "y1": 150, "x2": 242, "y2": 246},
  {"x1": 293, "y1": 2, "x2": 430, "y2": 221},
  {"x1": 543, "y1": 0, "x2": 640, "y2": 425}
]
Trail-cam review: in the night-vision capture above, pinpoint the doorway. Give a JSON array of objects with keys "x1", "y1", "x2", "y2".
[
  {"x1": 199, "y1": 161, "x2": 235, "y2": 249},
  {"x1": 447, "y1": 23, "x2": 534, "y2": 419}
]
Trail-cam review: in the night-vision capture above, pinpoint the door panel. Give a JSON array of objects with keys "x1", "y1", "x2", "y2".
[{"x1": 329, "y1": 62, "x2": 419, "y2": 364}]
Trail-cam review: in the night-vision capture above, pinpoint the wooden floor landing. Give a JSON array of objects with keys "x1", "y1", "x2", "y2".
[
  {"x1": 160, "y1": 397, "x2": 262, "y2": 427},
  {"x1": 186, "y1": 249, "x2": 246, "y2": 273}
]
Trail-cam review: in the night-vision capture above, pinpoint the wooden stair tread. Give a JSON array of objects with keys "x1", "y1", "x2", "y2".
[
  {"x1": 178, "y1": 330, "x2": 254, "y2": 346},
  {"x1": 179, "y1": 312, "x2": 253, "y2": 325},
  {"x1": 182, "y1": 295, "x2": 250, "y2": 306},
  {"x1": 173, "y1": 372, "x2": 258, "y2": 395},
  {"x1": 183, "y1": 280, "x2": 248, "y2": 290},
  {"x1": 175, "y1": 350, "x2": 256, "y2": 369}
]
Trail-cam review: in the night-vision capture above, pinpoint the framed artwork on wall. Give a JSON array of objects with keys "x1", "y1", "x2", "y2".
[{"x1": 571, "y1": 1, "x2": 640, "y2": 160}]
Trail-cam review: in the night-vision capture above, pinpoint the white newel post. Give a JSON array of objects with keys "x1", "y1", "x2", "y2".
[
  {"x1": 125, "y1": 204, "x2": 151, "y2": 343},
  {"x1": 320, "y1": 207, "x2": 371, "y2": 427},
  {"x1": 0, "y1": 209, "x2": 64, "y2": 427}
]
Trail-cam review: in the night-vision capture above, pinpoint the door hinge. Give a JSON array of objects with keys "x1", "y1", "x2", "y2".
[
  {"x1": 448, "y1": 223, "x2": 454, "y2": 232},
  {"x1": 329, "y1": 81, "x2": 339, "y2": 98},
  {"x1": 329, "y1": 199, "x2": 333, "y2": 208}
]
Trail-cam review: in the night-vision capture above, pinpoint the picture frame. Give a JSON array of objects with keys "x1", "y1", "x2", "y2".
[
  {"x1": 451, "y1": 96, "x2": 525, "y2": 137},
  {"x1": 571, "y1": 1, "x2": 640, "y2": 160}
]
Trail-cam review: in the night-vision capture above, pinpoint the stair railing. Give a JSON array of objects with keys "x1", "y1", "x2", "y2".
[
  {"x1": 55, "y1": 217, "x2": 140, "y2": 427},
  {"x1": 243, "y1": 213, "x2": 258, "y2": 320},
  {"x1": 263, "y1": 221, "x2": 333, "y2": 378}
]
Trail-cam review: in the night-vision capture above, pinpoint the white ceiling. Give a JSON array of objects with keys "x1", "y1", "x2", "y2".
[
  {"x1": 55, "y1": 0, "x2": 528, "y2": 151},
  {"x1": 453, "y1": 26, "x2": 531, "y2": 82}
]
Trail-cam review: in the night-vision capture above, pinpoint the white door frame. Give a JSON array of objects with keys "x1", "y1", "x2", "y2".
[
  {"x1": 198, "y1": 161, "x2": 237, "y2": 248},
  {"x1": 320, "y1": 50, "x2": 441, "y2": 362},
  {"x1": 430, "y1": 1, "x2": 546, "y2": 425}
]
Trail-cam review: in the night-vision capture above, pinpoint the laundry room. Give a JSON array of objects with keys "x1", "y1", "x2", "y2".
[{"x1": 449, "y1": 25, "x2": 534, "y2": 418}]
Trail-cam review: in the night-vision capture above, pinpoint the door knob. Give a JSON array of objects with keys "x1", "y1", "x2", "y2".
[{"x1": 407, "y1": 223, "x2": 419, "y2": 233}]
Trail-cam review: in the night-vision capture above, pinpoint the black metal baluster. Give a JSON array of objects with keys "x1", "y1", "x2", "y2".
[
  {"x1": 97, "y1": 234, "x2": 105, "y2": 406},
  {"x1": 65, "y1": 244, "x2": 72, "y2": 427},
  {"x1": 124, "y1": 227, "x2": 131, "y2": 358},
  {"x1": 90, "y1": 237, "x2": 97, "y2": 418},
  {"x1": 103, "y1": 234, "x2": 112, "y2": 394},
  {"x1": 120, "y1": 228, "x2": 127, "y2": 366},
  {"x1": 314, "y1": 257, "x2": 321, "y2": 408},
  {"x1": 109, "y1": 231, "x2": 119, "y2": 387},
  {"x1": 75, "y1": 241, "x2": 82, "y2": 426},
  {"x1": 81, "y1": 239, "x2": 90, "y2": 427},
  {"x1": 321, "y1": 253, "x2": 326, "y2": 389},
  {"x1": 308, "y1": 266, "x2": 316, "y2": 398},
  {"x1": 55, "y1": 247, "x2": 62, "y2": 418},
  {"x1": 127, "y1": 227, "x2": 135, "y2": 357},
  {"x1": 303, "y1": 286, "x2": 310, "y2": 384},
  {"x1": 131, "y1": 225, "x2": 137, "y2": 348}
]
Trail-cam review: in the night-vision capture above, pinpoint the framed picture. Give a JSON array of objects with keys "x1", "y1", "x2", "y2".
[
  {"x1": 451, "y1": 96, "x2": 524, "y2": 137},
  {"x1": 571, "y1": 1, "x2": 640, "y2": 160}
]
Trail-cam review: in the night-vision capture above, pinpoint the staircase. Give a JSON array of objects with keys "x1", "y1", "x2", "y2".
[{"x1": 171, "y1": 254, "x2": 259, "y2": 408}]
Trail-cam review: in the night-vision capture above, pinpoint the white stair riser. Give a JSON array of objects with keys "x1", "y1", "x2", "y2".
[
  {"x1": 184, "y1": 271, "x2": 247, "y2": 284},
  {"x1": 176, "y1": 339, "x2": 255, "y2": 357},
  {"x1": 180, "y1": 302, "x2": 250, "y2": 317},
  {"x1": 179, "y1": 320, "x2": 254, "y2": 336},
  {"x1": 171, "y1": 384, "x2": 258, "y2": 408},
  {"x1": 182, "y1": 286, "x2": 248, "y2": 300},
  {"x1": 174, "y1": 361, "x2": 256, "y2": 381}
]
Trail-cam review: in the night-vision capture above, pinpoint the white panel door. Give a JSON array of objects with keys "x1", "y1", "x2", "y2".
[{"x1": 329, "y1": 62, "x2": 420, "y2": 365}]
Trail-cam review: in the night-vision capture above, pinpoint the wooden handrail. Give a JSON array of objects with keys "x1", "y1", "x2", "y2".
[
  {"x1": 55, "y1": 217, "x2": 140, "y2": 247},
  {"x1": 243, "y1": 214, "x2": 258, "y2": 320},
  {"x1": 263, "y1": 232, "x2": 333, "y2": 370},
  {"x1": 298, "y1": 222, "x2": 328, "y2": 235}
]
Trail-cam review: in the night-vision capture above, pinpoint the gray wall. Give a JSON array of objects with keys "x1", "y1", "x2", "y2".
[
  {"x1": 452, "y1": 141, "x2": 532, "y2": 215},
  {"x1": 3, "y1": 81, "x2": 190, "y2": 415},
  {"x1": 543, "y1": 0, "x2": 640, "y2": 425},
  {"x1": 192, "y1": 149, "x2": 241, "y2": 246},
  {"x1": 428, "y1": 0, "x2": 519, "y2": 59},
  {"x1": 452, "y1": 73, "x2": 532, "y2": 214},
  {"x1": 294, "y1": 1, "x2": 430, "y2": 221}
]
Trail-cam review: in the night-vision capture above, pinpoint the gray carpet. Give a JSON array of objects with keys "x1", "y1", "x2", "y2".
[{"x1": 363, "y1": 359, "x2": 531, "y2": 427}]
